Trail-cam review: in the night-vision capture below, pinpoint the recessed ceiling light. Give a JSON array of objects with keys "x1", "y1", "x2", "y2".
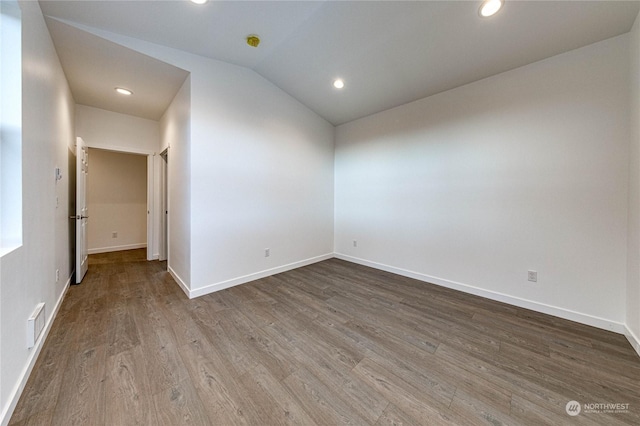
[
  {"x1": 190, "y1": 0, "x2": 208, "y2": 4},
  {"x1": 479, "y1": 0, "x2": 503, "y2": 17},
  {"x1": 115, "y1": 87, "x2": 133, "y2": 96},
  {"x1": 333, "y1": 79, "x2": 345, "y2": 89}
]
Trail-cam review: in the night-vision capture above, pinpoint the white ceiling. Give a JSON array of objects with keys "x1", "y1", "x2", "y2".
[
  {"x1": 40, "y1": 0, "x2": 640, "y2": 125},
  {"x1": 44, "y1": 17, "x2": 189, "y2": 120}
]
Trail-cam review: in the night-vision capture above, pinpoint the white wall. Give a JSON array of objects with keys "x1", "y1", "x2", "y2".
[
  {"x1": 627, "y1": 11, "x2": 640, "y2": 356},
  {"x1": 81, "y1": 30, "x2": 335, "y2": 296},
  {"x1": 75, "y1": 105, "x2": 162, "y2": 258},
  {"x1": 0, "y1": 1, "x2": 75, "y2": 423},
  {"x1": 335, "y1": 35, "x2": 630, "y2": 331},
  {"x1": 187, "y1": 62, "x2": 335, "y2": 295},
  {"x1": 76, "y1": 104, "x2": 159, "y2": 154},
  {"x1": 87, "y1": 148, "x2": 147, "y2": 253},
  {"x1": 160, "y1": 76, "x2": 191, "y2": 289}
]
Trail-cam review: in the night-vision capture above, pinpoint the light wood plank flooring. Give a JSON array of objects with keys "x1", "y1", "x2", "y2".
[{"x1": 10, "y1": 249, "x2": 640, "y2": 425}]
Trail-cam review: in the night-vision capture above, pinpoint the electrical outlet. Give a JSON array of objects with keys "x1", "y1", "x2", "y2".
[
  {"x1": 55, "y1": 269, "x2": 59, "y2": 282},
  {"x1": 528, "y1": 270, "x2": 537, "y2": 282},
  {"x1": 353, "y1": 240, "x2": 357, "y2": 247},
  {"x1": 112, "y1": 232, "x2": 118, "y2": 238},
  {"x1": 265, "y1": 248, "x2": 270, "y2": 257}
]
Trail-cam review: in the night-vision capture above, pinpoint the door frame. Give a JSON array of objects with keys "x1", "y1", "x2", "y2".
[
  {"x1": 84, "y1": 143, "x2": 158, "y2": 261},
  {"x1": 159, "y1": 148, "x2": 168, "y2": 262}
]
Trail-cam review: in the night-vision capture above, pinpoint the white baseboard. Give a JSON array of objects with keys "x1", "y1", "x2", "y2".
[
  {"x1": 188, "y1": 253, "x2": 334, "y2": 299},
  {"x1": 334, "y1": 253, "x2": 627, "y2": 335},
  {"x1": 88, "y1": 243, "x2": 147, "y2": 254},
  {"x1": 625, "y1": 325, "x2": 640, "y2": 358},
  {"x1": 168, "y1": 265, "x2": 190, "y2": 298},
  {"x1": 1, "y1": 277, "x2": 71, "y2": 426}
]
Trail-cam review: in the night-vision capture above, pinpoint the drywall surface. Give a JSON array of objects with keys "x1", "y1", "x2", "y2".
[
  {"x1": 1, "y1": 1, "x2": 75, "y2": 423},
  {"x1": 186, "y1": 62, "x2": 335, "y2": 293},
  {"x1": 75, "y1": 104, "x2": 159, "y2": 154},
  {"x1": 335, "y1": 35, "x2": 630, "y2": 329},
  {"x1": 86, "y1": 148, "x2": 147, "y2": 253}
]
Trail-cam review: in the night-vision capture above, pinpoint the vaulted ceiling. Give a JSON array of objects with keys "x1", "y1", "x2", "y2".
[{"x1": 40, "y1": 1, "x2": 640, "y2": 125}]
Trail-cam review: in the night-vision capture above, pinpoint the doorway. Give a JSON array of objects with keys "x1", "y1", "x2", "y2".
[
  {"x1": 85, "y1": 148, "x2": 152, "y2": 259},
  {"x1": 70, "y1": 139, "x2": 161, "y2": 283}
]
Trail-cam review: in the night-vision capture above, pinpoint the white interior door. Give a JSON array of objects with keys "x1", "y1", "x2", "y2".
[{"x1": 75, "y1": 137, "x2": 89, "y2": 283}]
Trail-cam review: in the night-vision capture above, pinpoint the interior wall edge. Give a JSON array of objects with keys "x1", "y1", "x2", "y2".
[
  {"x1": 168, "y1": 265, "x2": 190, "y2": 299},
  {"x1": 188, "y1": 253, "x2": 334, "y2": 299},
  {"x1": 334, "y1": 253, "x2": 628, "y2": 336},
  {"x1": 0, "y1": 277, "x2": 71, "y2": 426},
  {"x1": 625, "y1": 325, "x2": 640, "y2": 358}
]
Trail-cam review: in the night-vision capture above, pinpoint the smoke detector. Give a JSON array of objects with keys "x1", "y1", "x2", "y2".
[{"x1": 246, "y1": 35, "x2": 260, "y2": 48}]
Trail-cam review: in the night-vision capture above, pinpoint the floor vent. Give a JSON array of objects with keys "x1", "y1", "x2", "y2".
[{"x1": 27, "y1": 302, "x2": 45, "y2": 349}]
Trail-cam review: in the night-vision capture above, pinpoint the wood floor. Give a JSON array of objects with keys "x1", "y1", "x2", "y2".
[{"x1": 9, "y1": 249, "x2": 640, "y2": 425}]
